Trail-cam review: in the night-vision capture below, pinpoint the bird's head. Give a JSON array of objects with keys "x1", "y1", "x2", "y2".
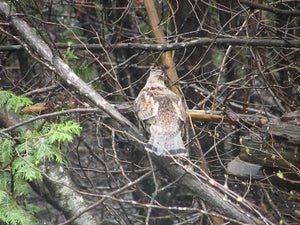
[{"x1": 145, "y1": 66, "x2": 166, "y2": 88}]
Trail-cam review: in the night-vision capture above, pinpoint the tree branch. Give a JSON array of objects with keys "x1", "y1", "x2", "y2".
[
  {"x1": 1, "y1": 37, "x2": 300, "y2": 53},
  {"x1": 239, "y1": 0, "x2": 300, "y2": 16}
]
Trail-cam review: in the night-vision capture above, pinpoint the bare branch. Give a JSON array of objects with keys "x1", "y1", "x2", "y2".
[
  {"x1": 239, "y1": 0, "x2": 300, "y2": 16},
  {"x1": 1, "y1": 36, "x2": 300, "y2": 53}
]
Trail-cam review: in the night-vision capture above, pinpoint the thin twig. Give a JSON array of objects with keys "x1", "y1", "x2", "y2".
[{"x1": 145, "y1": 153, "x2": 158, "y2": 225}]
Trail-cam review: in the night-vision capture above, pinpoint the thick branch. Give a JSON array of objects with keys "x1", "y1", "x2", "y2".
[
  {"x1": 153, "y1": 155, "x2": 266, "y2": 225},
  {"x1": 187, "y1": 109, "x2": 269, "y2": 126},
  {"x1": 120, "y1": 38, "x2": 300, "y2": 50}
]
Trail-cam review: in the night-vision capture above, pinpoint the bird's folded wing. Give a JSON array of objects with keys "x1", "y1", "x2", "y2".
[
  {"x1": 167, "y1": 91, "x2": 186, "y2": 123},
  {"x1": 135, "y1": 90, "x2": 159, "y2": 121}
]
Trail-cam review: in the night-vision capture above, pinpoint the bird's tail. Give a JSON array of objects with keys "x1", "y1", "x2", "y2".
[{"x1": 145, "y1": 132, "x2": 187, "y2": 157}]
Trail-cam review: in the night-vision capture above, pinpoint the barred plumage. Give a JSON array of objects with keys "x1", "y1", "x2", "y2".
[{"x1": 135, "y1": 66, "x2": 187, "y2": 157}]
